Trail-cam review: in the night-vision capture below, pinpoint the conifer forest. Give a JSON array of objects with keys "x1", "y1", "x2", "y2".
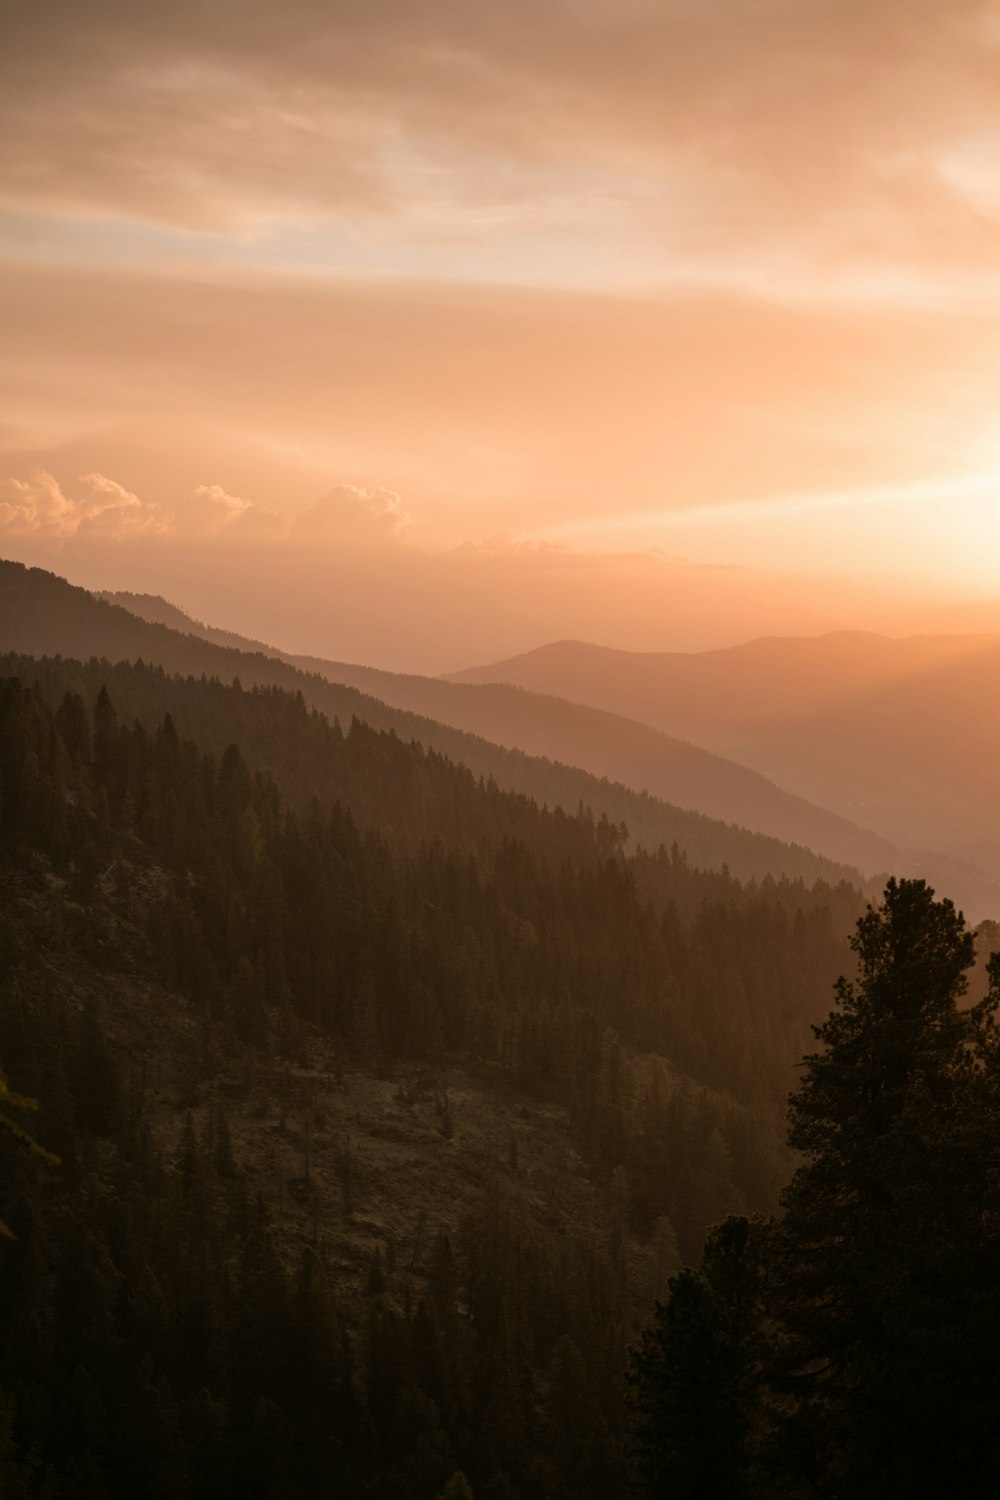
[{"x1": 2, "y1": 587, "x2": 999, "y2": 1493}]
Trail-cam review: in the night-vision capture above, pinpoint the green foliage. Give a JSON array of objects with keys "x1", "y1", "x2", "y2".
[
  {"x1": 770, "y1": 878, "x2": 1000, "y2": 1494},
  {"x1": 628, "y1": 1216, "x2": 765, "y2": 1498},
  {"x1": 0, "y1": 667, "x2": 859, "y2": 1253},
  {"x1": 0, "y1": 556, "x2": 873, "y2": 890},
  {"x1": 0, "y1": 659, "x2": 872, "y2": 1496},
  {"x1": 631, "y1": 879, "x2": 1000, "y2": 1496}
]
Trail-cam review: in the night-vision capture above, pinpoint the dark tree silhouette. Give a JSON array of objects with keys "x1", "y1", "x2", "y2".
[{"x1": 631, "y1": 880, "x2": 1000, "y2": 1497}]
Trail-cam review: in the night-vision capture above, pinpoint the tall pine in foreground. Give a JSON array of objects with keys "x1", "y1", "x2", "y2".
[
  {"x1": 632, "y1": 879, "x2": 1000, "y2": 1497},
  {"x1": 772, "y1": 878, "x2": 1000, "y2": 1496}
]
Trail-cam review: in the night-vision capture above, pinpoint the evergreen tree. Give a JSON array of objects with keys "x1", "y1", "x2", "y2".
[
  {"x1": 630, "y1": 882, "x2": 1000, "y2": 1497},
  {"x1": 770, "y1": 878, "x2": 1000, "y2": 1494},
  {"x1": 628, "y1": 1267, "x2": 744, "y2": 1499},
  {"x1": 628, "y1": 1215, "x2": 763, "y2": 1497}
]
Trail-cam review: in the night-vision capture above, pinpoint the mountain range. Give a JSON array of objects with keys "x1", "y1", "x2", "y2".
[
  {"x1": 0, "y1": 562, "x2": 858, "y2": 889},
  {"x1": 3, "y1": 559, "x2": 995, "y2": 912},
  {"x1": 0, "y1": 610, "x2": 870, "y2": 1499},
  {"x1": 3, "y1": 556, "x2": 999, "y2": 1499},
  {"x1": 451, "y1": 632, "x2": 1000, "y2": 916},
  {"x1": 99, "y1": 584, "x2": 1000, "y2": 918}
]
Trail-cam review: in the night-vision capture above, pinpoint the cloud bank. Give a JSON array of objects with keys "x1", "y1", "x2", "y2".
[
  {"x1": 0, "y1": 472, "x2": 408, "y2": 548},
  {"x1": 4, "y1": 0, "x2": 1000, "y2": 671},
  {"x1": 0, "y1": 472, "x2": 163, "y2": 539},
  {"x1": 5, "y1": 0, "x2": 1000, "y2": 289}
]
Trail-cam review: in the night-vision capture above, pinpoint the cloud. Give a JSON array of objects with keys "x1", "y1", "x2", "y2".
[
  {"x1": 4, "y1": 261, "x2": 1000, "y2": 574},
  {"x1": 0, "y1": 472, "x2": 74, "y2": 535},
  {"x1": 0, "y1": 471, "x2": 165, "y2": 538},
  {"x1": 453, "y1": 533, "x2": 728, "y2": 573},
  {"x1": 176, "y1": 483, "x2": 285, "y2": 538},
  {"x1": 4, "y1": 0, "x2": 1000, "y2": 286},
  {"x1": 0, "y1": 471, "x2": 410, "y2": 548},
  {"x1": 291, "y1": 485, "x2": 411, "y2": 544}
]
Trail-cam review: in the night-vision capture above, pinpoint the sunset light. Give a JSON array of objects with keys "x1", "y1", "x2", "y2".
[
  {"x1": 4, "y1": 5, "x2": 1000, "y2": 1496},
  {"x1": 2, "y1": 0, "x2": 1000, "y2": 664}
]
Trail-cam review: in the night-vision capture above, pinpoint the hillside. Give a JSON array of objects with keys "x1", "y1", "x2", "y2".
[
  {"x1": 95, "y1": 580, "x2": 905, "y2": 885},
  {"x1": 273, "y1": 659, "x2": 900, "y2": 878},
  {"x1": 2, "y1": 559, "x2": 882, "y2": 890},
  {"x1": 0, "y1": 661, "x2": 866, "y2": 1497},
  {"x1": 451, "y1": 632, "x2": 1000, "y2": 918}
]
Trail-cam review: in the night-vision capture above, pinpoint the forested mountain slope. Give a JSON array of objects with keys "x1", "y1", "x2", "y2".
[
  {"x1": 2, "y1": 559, "x2": 883, "y2": 889},
  {"x1": 0, "y1": 663, "x2": 865, "y2": 1497},
  {"x1": 97, "y1": 587, "x2": 905, "y2": 884},
  {"x1": 451, "y1": 631, "x2": 1000, "y2": 915}
]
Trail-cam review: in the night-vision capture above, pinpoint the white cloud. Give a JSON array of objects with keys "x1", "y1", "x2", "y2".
[
  {"x1": 4, "y1": 0, "x2": 999, "y2": 292},
  {"x1": 76, "y1": 473, "x2": 167, "y2": 537},
  {"x1": 0, "y1": 471, "x2": 410, "y2": 547},
  {"x1": 0, "y1": 472, "x2": 74, "y2": 535},
  {"x1": 173, "y1": 482, "x2": 283, "y2": 538},
  {"x1": 0, "y1": 470, "x2": 165, "y2": 538},
  {"x1": 291, "y1": 485, "x2": 411, "y2": 544}
]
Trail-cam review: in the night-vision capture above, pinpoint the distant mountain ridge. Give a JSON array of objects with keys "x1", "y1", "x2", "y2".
[
  {"x1": 0, "y1": 559, "x2": 887, "y2": 894},
  {"x1": 6, "y1": 559, "x2": 995, "y2": 913},
  {"x1": 97, "y1": 590, "x2": 269, "y2": 655},
  {"x1": 94, "y1": 582, "x2": 912, "y2": 886},
  {"x1": 449, "y1": 630, "x2": 1000, "y2": 911}
]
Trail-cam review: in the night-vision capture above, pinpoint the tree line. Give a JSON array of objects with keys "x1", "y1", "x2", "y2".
[
  {"x1": 630, "y1": 878, "x2": 1000, "y2": 1496},
  {"x1": 0, "y1": 668, "x2": 863, "y2": 1244},
  {"x1": 0, "y1": 662, "x2": 872, "y2": 1496}
]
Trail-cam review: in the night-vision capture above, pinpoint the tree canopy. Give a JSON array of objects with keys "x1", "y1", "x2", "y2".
[{"x1": 631, "y1": 878, "x2": 1000, "y2": 1496}]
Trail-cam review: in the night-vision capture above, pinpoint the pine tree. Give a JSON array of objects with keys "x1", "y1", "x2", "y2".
[
  {"x1": 769, "y1": 878, "x2": 1000, "y2": 1494},
  {"x1": 628, "y1": 1267, "x2": 745, "y2": 1499},
  {"x1": 628, "y1": 1215, "x2": 763, "y2": 1497}
]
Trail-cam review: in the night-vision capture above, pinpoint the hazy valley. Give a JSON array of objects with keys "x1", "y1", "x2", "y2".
[
  {"x1": 6, "y1": 3, "x2": 1000, "y2": 1490},
  {"x1": 4, "y1": 551, "x2": 1000, "y2": 1495}
]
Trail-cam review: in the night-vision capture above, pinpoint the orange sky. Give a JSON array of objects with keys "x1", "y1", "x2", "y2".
[{"x1": 3, "y1": 0, "x2": 1000, "y2": 669}]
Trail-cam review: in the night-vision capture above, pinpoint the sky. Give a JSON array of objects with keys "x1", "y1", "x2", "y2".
[{"x1": 3, "y1": 0, "x2": 1000, "y2": 670}]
